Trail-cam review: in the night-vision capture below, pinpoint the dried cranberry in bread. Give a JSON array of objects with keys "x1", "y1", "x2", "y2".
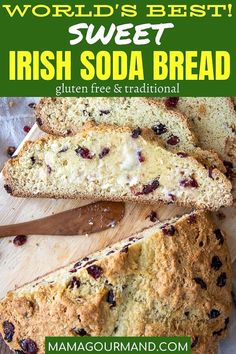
[
  {"x1": 34, "y1": 97, "x2": 225, "y2": 172},
  {"x1": 3, "y1": 125, "x2": 232, "y2": 210},
  {"x1": 0, "y1": 211, "x2": 232, "y2": 354}
]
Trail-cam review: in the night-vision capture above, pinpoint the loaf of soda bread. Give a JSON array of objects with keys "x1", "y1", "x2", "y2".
[
  {"x1": 3, "y1": 125, "x2": 232, "y2": 210},
  {"x1": 0, "y1": 211, "x2": 232, "y2": 354},
  {"x1": 34, "y1": 97, "x2": 226, "y2": 173}
]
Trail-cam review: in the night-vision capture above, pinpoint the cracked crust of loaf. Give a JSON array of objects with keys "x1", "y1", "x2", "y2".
[
  {"x1": 0, "y1": 211, "x2": 232, "y2": 354},
  {"x1": 3, "y1": 124, "x2": 232, "y2": 210}
]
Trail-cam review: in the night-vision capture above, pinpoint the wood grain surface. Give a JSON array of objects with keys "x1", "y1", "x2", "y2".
[{"x1": 0, "y1": 125, "x2": 236, "y2": 353}]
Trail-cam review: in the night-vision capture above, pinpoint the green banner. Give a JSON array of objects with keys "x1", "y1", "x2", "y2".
[
  {"x1": 0, "y1": 0, "x2": 235, "y2": 96},
  {"x1": 45, "y1": 337, "x2": 191, "y2": 354}
]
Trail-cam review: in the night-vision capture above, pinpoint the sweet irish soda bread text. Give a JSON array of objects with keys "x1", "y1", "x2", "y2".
[
  {"x1": 3, "y1": 125, "x2": 232, "y2": 210},
  {"x1": 34, "y1": 97, "x2": 226, "y2": 172},
  {"x1": 0, "y1": 211, "x2": 232, "y2": 354}
]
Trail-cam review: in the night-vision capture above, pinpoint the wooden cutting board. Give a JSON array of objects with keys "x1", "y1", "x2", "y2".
[{"x1": 0, "y1": 124, "x2": 236, "y2": 302}]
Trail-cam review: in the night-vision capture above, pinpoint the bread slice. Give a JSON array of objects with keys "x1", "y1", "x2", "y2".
[
  {"x1": 3, "y1": 125, "x2": 232, "y2": 210},
  {"x1": 171, "y1": 97, "x2": 236, "y2": 167},
  {"x1": 0, "y1": 211, "x2": 232, "y2": 354},
  {"x1": 35, "y1": 97, "x2": 198, "y2": 151},
  {"x1": 34, "y1": 97, "x2": 225, "y2": 173}
]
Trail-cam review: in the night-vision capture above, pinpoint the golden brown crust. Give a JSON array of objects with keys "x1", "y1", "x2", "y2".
[{"x1": 0, "y1": 211, "x2": 232, "y2": 354}]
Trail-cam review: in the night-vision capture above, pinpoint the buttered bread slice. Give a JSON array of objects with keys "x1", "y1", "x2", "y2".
[
  {"x1": 3, "y1": 125, "x2": 232, "y2": 210},
  {"x1": 34, "y1": 97, "x2": 225, "y2": 173},
  {"x1": 0, "y1": 212, "x2": 232, "y2": 354}
]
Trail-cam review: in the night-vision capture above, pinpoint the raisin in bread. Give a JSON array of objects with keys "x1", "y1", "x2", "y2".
[
  {"x1": 168, "y1": 97, "x2": 236, "y2": 171},
  {"x1": 0, "y1": 211, "x2": 232, "y2": 354},
  {"x1": 3, "y1": 125, "x2": 232, "y2": 210}
]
